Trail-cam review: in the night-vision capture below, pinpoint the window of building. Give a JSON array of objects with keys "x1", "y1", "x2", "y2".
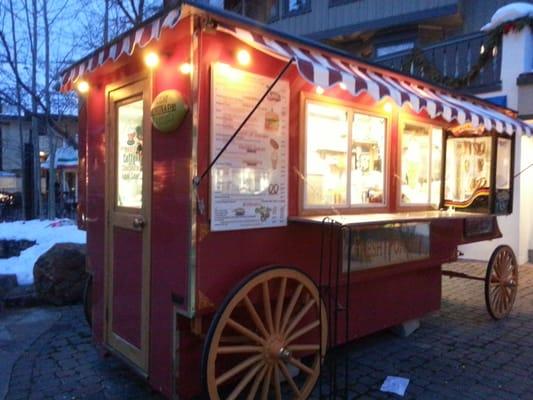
[
  {"x1": 400, "y1": 123, "x2": 442, "y2": 207},
  {"x1": 375, "y1": 41, "x2": 415, "y2": 58},
  {"x1": 284, "y1": 0, "x2": 311, "y2": 16},
  {"x1": 304, "y1": 100, "x2": 387, "y2": 209}
]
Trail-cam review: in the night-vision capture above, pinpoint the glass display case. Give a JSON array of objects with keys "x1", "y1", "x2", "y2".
[{"x1": 443, "y1": 133, "x2": 514, "y2": 214}]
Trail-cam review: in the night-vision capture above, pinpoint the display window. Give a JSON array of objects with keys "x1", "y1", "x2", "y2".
[
  {"x1": 444, "y1": 136, "x2": 492, "y2": 212},
  {"x1": 303, "y1": 100, "x2": 387, "y2": 210},
  {"x1": 400, "y1": 122, "x2": 442, "y2": 207}
]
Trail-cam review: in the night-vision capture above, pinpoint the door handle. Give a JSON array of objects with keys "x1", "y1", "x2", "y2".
[{"x1": 132, "y1": 217, "x2": 145, "y2": 229}]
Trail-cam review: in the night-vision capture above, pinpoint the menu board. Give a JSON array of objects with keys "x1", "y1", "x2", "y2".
[{"x1": 210, "y1": 63, "x2": 289, "y2": 231}]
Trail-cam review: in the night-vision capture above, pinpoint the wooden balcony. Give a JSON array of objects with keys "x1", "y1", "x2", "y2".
[{"x1": 374, "y1": 32, "x2": 502, "y2": 94}]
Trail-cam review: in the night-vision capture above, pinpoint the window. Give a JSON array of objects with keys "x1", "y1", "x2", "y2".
[
  {"x1": 284, "y1": 0, "x2": 311, "y2": 16},
  {"x1": 444, "y1": 136, "x2": 492, "y2": 212},
  {"x1": 400, "y1": 123, "x2": 442, "y2": 207},
  {"x1": 304, "y1": 101, "x2": 387, "y2": 209},
  {"x1": 116, "y1": 99, "x2": 143, "y2": 208},
  {"x1": 375, "y1": 41, "x2": 414, "y2": 58}
]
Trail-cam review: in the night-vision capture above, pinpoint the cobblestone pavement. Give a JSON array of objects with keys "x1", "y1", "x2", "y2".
[{"x1": 3, "y1": 261, "x2": 533, "y2": 400}]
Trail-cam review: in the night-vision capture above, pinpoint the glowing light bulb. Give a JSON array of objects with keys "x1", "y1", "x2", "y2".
[
  {"x1": 384, "y1": 102, "x2": 393, "y2": 113},
  {"x1": 339, "y1": 82, "x2": 347, "y2": 90},
  {"x1": 179, "y1": 63, "x2": 192, "y2": 74},
  {"x1": 236, "y1": 49, "x2": 251, "y2": 66},
  {"x1": 316, "y1": 86, "x2": 324, "y2": 95},
  {"x1": 144, "y1": 52, "x2": 160, "y2": 69},
  {"x1": 77, "y1": 80, "x2": 89, "y2": 93}
]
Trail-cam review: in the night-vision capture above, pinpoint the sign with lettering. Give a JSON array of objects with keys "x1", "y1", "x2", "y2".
[
  {"x1": 344, "y1": 223, "x2": 430, "y2": 271},
  {"x1": 151, "y1": 89, "x2": 188, "y2": 133},
  {"x1": 209, "y1": 63, "x2": 289, "y2": 231}
]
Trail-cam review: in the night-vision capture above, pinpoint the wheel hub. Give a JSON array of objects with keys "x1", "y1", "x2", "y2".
[{"x1": 264, "y1": 336, "x2": 289, "y2": 362}]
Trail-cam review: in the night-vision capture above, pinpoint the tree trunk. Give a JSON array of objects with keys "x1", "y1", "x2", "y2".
[
  {"x1": 30, "y1": 0, "x2": 41, "y2": 219},
  {"x1": 8, "y1": 0, "x2": 26, "y2": 220},
  {"x1": 104, "y1": 0, "x2": 109, "y2": 44},
  {"x1": 43, "y1": 0, "x2": 56, "y2": 219}
]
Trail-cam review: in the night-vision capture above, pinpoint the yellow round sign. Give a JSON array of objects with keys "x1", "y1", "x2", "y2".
[{"x1": 150, "y1": 89, "x2": 188, "y2": 133}]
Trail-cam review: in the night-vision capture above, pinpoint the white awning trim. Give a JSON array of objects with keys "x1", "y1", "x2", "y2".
[
  {"x1": 217, "y1": 24, "x2": 532, "y2": 137},
  {"x1": 60, "y1": 8, "x2": 181, "y2": 91}
]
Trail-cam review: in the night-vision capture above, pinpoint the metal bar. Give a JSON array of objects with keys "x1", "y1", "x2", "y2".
[
  {"x1": 193, "y1": 57, "x2": 294, "y2": 186},
  {"x1": 442, "y1": 270, "x2": 485, "y2": 281},
  {"x1": 344, "y1": 226, "x2": 352, "y2": 400}
]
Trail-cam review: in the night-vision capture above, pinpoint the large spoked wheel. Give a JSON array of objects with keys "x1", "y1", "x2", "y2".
[
  {"x1": 83, "y1": 274, "x2": 93, "y2": 328},
  {"x1": 202, "y1": 266, "x2": 327, "y2": 400},
  {"x1": 485, "y1": 245, "x2": 519, "y2": 320}
]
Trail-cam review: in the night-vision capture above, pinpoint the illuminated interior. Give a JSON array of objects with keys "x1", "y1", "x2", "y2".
[
  {"x1": 401, "y1": 123, "x2": 442, "y2": 206},
  {"x1": 304, "y1": 101, "x2": 386, "y2": 208}
]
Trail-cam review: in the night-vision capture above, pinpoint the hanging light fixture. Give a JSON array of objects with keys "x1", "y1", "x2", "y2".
[
  {"x1": 77, "y1": 80, "x2": 90, "y2": 94},
  {"x1": 144, "y1": 52, "x2": 160, "y2": 69}
]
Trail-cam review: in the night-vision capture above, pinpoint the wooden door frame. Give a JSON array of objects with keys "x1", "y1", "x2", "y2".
[{"x1": 104, "y1": 75, "x2": 152, "y2": 374}]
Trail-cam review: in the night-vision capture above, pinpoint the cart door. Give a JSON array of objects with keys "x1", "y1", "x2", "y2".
[{"x1": 105, "y1": 79, "x2": 151, "y2": 373}]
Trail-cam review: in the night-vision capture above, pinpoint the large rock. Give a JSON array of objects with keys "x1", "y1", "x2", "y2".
[{"x1": 33, "y1": 243, "x2": 87, "y2": 305}]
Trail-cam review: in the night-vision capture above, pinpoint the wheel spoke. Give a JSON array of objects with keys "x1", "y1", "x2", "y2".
[
  {"x1": 286, "y1": 320, "x2": 320, "y2": 344},
  {"x1": 218, "y1": 345, "x2": 262, "y2": 355},
  {"x1": 261, "y1": 365, "x2": 272, "y2": 400},
  {"x1": 286, "y1": 344, "x2": 320, "y2": 352},
  {"x1": 274, "y1": 277, "x2": 287, "y2": 334},
  {"x1": 262, "y1": 282, "x2": 275, "y2": 334},
  {"x1": 273, "y1": 364, "x2": 282, "y2": 400},
  {"x1": 281, "y1": 283, "x2": 304, "y2": 334},
  {"x1": 220, "y1": 335, "x2": 250, "y2": 344},
  {"x1": 287, "y1": 356, "x2": 315, "y2": 376},
  {"x1": 227, "y1": 319, "x2": 265, "y2": 345},
  {"x1": 227, "y1": 362, "x2": 263, "y2": 400},
  {"x1": 216, "y1": 354, "x2": 263, "y2": 386},
  {"x1": 247, "y1": 365, "x2": 267, "y2": 400},
  {"x1": 284, "y1": 298, "x2": 316, "y2": 338},
  {"x1": 278, "y1": 360, "x2": 301, "y2": 396},
  {"x1": 243, "y1": 295, "x2": 269, "y2": 339}
]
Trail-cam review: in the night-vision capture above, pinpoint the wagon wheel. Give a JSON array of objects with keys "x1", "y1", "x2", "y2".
[
  {"x1": 202, "y1": 267, "x2": 327, "y2": 400},
  {"x1": 484, "y1": 245, "x2": 518, "y2": 320},
  {"x1": 83, "y1": 274, "x2": 93, "y2": 328}
]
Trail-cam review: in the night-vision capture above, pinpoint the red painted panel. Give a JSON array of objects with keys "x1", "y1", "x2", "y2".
[
  {"x1": 149, "y1": 17, "x2": 193, "y2": 397},
  {"x1": 86, "y1": 83, "x2": 106, "y2": 346},
  {"x1": 112, "y1": 227, "x2": 143, "y2": 349}
]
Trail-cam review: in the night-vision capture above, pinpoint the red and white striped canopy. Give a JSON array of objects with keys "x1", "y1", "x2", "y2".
[
  {"x1": 218, "y1": 24, "x2": 532, "y2": 137},
  {"x1": 60, "y1": 3, "x2": 531, "y2": 136},
  {"x1": 60, "y1": 8, "x2": 181, "y2": 92}
]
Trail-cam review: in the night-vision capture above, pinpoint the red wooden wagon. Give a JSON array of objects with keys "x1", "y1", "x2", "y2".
[{"x1": 62, "y1": 2, "x2": 531, "y2": 399}]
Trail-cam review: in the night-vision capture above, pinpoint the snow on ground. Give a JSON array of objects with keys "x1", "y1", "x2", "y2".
[
  {"x1": 481, "y1": 2, "x2": 533, "y2": 31},
  {"x1": 0, "y1": 219, "x2": 86, "y2": 285}
]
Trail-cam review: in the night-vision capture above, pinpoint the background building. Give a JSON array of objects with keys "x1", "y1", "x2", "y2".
[{"x1": 0, "y1": 111, "x2": 78, "y2": 218}]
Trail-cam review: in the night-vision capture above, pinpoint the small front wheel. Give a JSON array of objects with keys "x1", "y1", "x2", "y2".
[
  {"x1": 485, "y1": 245, "x2": 518, "y2": 320},
  {"x1": 202, "y1": 266, "x2": 327, "y2": 400}
]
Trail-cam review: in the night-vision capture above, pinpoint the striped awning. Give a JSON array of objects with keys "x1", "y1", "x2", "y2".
[
  {"x1": 60, "y1": 8, "x2": 181, "y2": 92},
  {"x1": 218, "y1": 24, "x2": 532, "y2": 137}
]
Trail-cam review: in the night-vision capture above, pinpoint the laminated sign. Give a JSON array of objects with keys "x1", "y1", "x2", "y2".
[{"x1": 210, "y1": 64, "x2": 290, "y2": 231}]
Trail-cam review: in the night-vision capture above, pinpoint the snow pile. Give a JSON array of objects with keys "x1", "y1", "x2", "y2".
[
  {"x1": 481, "y1": 3, "x2": 533, "y2": 31},
  {"x1": 0, "y1": 219, "x2": 86, "y2": 285}
]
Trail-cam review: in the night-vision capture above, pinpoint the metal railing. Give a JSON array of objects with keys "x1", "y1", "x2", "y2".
[{"x1": 375, "y1": 32, "x2": 502, "y2": 92}]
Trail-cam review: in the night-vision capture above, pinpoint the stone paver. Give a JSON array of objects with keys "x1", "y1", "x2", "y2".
[
  {"x1": 2, "y1": 261, "x2": 533, "y2": 399},
  {"x1": 3, "y1": 306, "x2": 162, "y2": 400},
  {"x1": 314, "y1": 261, "x2": 533, "y2": 399}
]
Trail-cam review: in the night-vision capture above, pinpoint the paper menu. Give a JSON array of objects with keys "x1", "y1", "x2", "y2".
[{"x1": 210, "y1": 63, "x2": 290, "y2": 231}]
